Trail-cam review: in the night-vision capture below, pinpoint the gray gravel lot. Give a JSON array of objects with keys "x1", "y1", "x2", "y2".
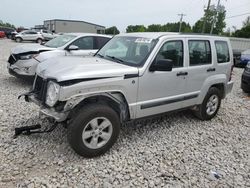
[{"x1": 0, "y1": 39, "x2": 249, "y2": 188}]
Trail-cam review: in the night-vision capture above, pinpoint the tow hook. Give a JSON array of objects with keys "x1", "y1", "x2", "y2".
[
  {"x1": 13, "y1": 120, "x2": 58, "y2": 139},
  {"x1": 18, "y1": 91, "x2": 34, "y2": 102}
]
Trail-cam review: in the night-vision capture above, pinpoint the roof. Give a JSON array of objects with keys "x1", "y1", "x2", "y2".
[
  {"x1": 118, "y1": 32, "x2": 179, "y2": 39},
  {"x1": 64, "y1": 33, "x2": 112, "y2": 38},
  {"x1": 44, "y1": 19, "x2": 105, "y2": 28},
  {"x1": 118, "y1": 32, "x2": 230, "y2": 40}
]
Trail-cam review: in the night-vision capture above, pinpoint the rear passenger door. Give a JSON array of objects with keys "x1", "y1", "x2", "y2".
[{"x1": 183, "y1": 39, "x2": 215, "y2": 107}]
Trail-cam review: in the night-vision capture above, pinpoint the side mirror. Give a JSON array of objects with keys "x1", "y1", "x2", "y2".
[
  {"x1": 149, "y1": 59, "x2": 173, "y2": 72},
  {"x1": 67, "y1": 45, "x2": 79, "y2": 51}
]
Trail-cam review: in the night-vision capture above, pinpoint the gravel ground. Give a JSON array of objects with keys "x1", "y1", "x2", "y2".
[{"x1": 0, "y1": 39, "x2": 249, "y2": 188}]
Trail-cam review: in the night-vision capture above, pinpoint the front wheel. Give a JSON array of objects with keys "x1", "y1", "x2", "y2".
[
  {"x1": 67, "y1": 103, "x2": 121, "y2": 158},
  {"x1": 193, "y1": 87, "x2": 221, "y2": 120}
]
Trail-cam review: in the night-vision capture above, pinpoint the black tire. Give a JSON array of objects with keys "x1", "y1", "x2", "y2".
[
  {"x1": 15, "y1": 37, "x2": 22, "y2": 43},
  {"x1": 36, "y1": 38, "x2": 43, "y2": 44},
  {"x1": 68, "y1": 103, "x2": 121, "y2": 158},
  {"x1": 193, "y1": 87, "x2": 221, "y2": 120}
]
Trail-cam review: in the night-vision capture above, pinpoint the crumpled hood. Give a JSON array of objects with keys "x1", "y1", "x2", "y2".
[
  {"x1": 37, "y1": 56, "x2": 139, "y2": 82},
  {"x1": 11, "y1": 44, "x2": 55, "y2": 54}
]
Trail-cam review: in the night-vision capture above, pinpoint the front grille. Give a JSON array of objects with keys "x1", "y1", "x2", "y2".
[
  {"x1": 8, "y1": 54, "x2": 17, "y2": 65},
  {"x1": 33, "y1": 75, "x2": 47, "y2": 102}
]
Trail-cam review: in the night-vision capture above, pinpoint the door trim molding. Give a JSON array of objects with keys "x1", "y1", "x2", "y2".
[{"x1": 140, "y1": 93, "x2": 199, "y2": 109}]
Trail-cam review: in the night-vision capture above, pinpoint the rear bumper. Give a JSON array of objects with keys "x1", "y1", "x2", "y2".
[
  {"x1": 225, "y1": 81, "x2": 234, "y2": 95},
  {"x1": 241, "y1": 71, "x2": 250, "y2": 93}
]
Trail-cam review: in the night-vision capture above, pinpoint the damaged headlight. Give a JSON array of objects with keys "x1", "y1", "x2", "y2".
[
  {"x1": 19, "y1": 54, "x2": 38, "y2": 60},
  {"x1": 46, "y1": 81, "x2": 60, "y2": 107}
]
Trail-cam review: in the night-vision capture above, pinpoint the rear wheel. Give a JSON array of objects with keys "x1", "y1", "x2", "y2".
[
  {"x1": 193, "y1": 87, "x2": 221, "y2": 120},
  {"x1": 15, "y1": 37, "x2": 22, "y2": 43},
  {"x1": 67, "y1": 103, "x2": 120, "y2": 158}
]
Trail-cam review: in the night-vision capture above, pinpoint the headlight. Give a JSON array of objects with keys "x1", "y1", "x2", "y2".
[
  {"x1": 19, "y1": 54, "x2": 37, "y2": 60},
  {"x1": 46, "y1": 81, "x2": 60, "y2": 107}
]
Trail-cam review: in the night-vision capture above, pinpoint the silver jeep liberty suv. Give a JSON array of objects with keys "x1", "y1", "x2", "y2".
[{"x1": 20, "y1": 32, "x2": 234, "y2": 158}]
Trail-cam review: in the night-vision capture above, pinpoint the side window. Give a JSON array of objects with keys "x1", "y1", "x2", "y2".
[
  {"x1": 29, "y1": 31, "x2": 37, "y2": 34},
  {"x1": 215, "y1": 41, "x2": 230, "y2": 63},
  {"x1": 189, "y1": 40, "x2": 211, "y2": 66},
  {"x1": 156, "y1": 40, "x2": 184, "y2": 68},
  {"x1": 96, "y1": 37, "x2": 110, "y2": 49},
  {"x1": 71, "y1": 36, "x2": 94, "y2": 50}
]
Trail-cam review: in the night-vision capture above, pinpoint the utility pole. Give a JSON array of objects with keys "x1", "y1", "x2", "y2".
[
  {"x1": 202, "y1": 0, "x2": 212, "y2": 33},
  {"x1": 178, "y1": 13, "x2": 186, "y2": 32},
  {"x1": 210, "y1": 0, "x2": 221, "y2": 34}
]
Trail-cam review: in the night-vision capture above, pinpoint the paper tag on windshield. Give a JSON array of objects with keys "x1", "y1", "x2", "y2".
[{"x1": 135, "y1": 38, "x2": 152, "y2": 43}]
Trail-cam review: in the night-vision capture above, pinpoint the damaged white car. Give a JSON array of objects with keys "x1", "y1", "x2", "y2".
[{"x1": 7, "y1": 33, "x2": 112, "y2": 78}]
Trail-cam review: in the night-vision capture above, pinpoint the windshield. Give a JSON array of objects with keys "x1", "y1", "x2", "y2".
[
  {"x1": 96, "y1": 36, "x2": 158, "y2": 67},
  {"x1": 44, "y1": 34, "x2": 76, "y2": 48}
]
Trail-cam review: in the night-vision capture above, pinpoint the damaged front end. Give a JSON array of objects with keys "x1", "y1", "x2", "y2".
[
  {"x1": 19, "y1": 75, "x2": 70, "y2": 122},
  {"x1": 15, "y1": 75, "x2": 70, "y2": 138}
]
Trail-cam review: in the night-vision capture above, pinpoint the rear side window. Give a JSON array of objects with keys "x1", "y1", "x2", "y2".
[
  {"x1": 95, "y1": 37, "x2": 110, "y2": 49},
  {"x1": 215, "y1": 41, "x2": 230, "y2": 63},
  {"x1": 156, "y1": 40, "x2": 184, "y2": 68},
  {"x1": 189, "y1": 40, "x2": 211, "y2": 66}
]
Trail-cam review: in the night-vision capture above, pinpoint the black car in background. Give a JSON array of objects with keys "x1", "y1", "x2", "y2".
[
  {"x1": 241, "y1": 62, "x2": 250, "y2": 93},
  {"x1": 0, "y1": 27, "x2": 15, "y2": 39}
]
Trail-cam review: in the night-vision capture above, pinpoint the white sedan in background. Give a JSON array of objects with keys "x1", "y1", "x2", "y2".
[{"x1": 7, "y1": 33, "x2": 112, "y2": 79}]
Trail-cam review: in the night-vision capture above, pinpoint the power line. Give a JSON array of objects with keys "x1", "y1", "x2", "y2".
[
  {"x1": 178, "y1": 13, "x2": 186, "y2": 32},
  {"x1": 226, "y1": 12, "x2": 250, "y2": 19}
]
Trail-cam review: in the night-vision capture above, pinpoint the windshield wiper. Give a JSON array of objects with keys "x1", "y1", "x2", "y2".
[
  {"x1": 95, "y1": 53, "x2": 104, "y2": 58},
  {"x1": 106, "y1": 55, "x2": 124, "y2": 63}
]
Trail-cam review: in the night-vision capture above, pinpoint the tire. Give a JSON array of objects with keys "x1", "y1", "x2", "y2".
[
  {"x1": 15, "y1": 37, "x2": 22, "y2": 43},
  {"x1": 36, "y1": 38, "x2": 43, "y2": 44},
  {"x1": 68, "y1": 103, "x2": 121, "y2": 158},
  {"x1": 193, "y1": 87, "x2": 221, "y2": 120}
]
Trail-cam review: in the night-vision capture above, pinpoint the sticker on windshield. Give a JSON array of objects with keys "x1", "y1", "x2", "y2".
[{"x1": 135, "y1": 38, "x2": 152, "y2": 43}]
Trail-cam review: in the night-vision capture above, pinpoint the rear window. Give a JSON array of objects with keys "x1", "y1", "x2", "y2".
[{"x1": 215, "y1": 41, "x2": 230, "y2": 63}]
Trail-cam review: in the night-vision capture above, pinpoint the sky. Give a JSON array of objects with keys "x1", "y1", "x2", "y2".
[{"x1": 0, "y1": 0, "x2": 250, "y2": 32}]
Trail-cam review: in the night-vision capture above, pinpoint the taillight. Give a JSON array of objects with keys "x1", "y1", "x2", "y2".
[{"x1": 229, "y1": 65, "x2": 234, "y2": 81}]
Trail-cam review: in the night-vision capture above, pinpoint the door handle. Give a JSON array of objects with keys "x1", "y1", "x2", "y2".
[
  {"x1": 176, "y1": 71, "x2": 188, "y2": 76},
  {"x1": 207, "y1": 68, "x2": 216, "y2": 72}
]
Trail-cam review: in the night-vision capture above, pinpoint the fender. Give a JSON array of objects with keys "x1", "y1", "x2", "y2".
[
  {"x1": 63, "y1": 91, "x2": 132, "y2": 121},
  {"x1": 197, "y1": 74, "x2": 227, "y2": 104}
]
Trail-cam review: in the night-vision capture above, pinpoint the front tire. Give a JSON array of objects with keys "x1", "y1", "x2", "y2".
[
  {"x1": 193, "y1": 87, "x2": 221, "y2": 120},
  {"x1": 68, "y1": 103, "x2": 121, "y2": 158}
]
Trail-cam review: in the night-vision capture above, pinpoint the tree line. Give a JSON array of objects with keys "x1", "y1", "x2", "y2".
[{"x1": 105, "y1": 6, "x2": 250, "y2": 38}]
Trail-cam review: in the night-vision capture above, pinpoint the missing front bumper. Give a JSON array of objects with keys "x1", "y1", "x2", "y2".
[{"x1": 19, "y1": 92, "x2": 69, "y2": 122}]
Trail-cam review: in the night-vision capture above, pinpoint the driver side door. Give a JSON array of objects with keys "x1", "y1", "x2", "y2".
[{"x1": 136, "y1": 39, "x2": 190, "y2": 118}]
